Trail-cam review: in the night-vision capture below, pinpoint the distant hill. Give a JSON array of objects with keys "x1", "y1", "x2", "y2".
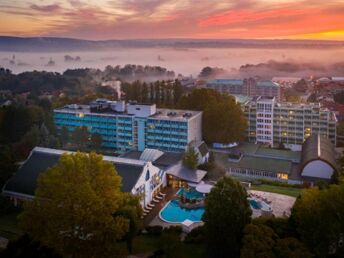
[{"x1": 0, "y1": 36, "x2": 343, "y2": 52}]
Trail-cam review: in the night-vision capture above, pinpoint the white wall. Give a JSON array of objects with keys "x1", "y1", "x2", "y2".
[
  {"x1": 187, "y1": 112, "x2": 202, "y2": 143},
  {"x1": 127, "y1": 104, "x2": 156, "y2": 117},
  {"x1": 132, "y1": 162, "x2": 165, "y2": 207},
  {"x1": 302, "y1": 160, "x2": 334, "y2": 179}
]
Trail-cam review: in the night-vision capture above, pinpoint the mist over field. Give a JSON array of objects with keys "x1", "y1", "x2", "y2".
[{"x1": 1, "y1": 46, "x2": 344, "y2": 78}]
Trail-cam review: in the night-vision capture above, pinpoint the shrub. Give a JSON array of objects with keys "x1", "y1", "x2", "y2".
[
  {"x1": 145, "y1": 225, "x2": 163, "y2": 236},
  {"x1": 184, "y1": 226, "x2": 205, "y2": 244},
  {"x1": 163, "y1": 225, "x2": 182, "y2": 235}
]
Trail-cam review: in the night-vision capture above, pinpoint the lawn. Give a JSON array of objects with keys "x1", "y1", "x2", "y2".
[
  {"x1": 0, "y1": 211, "x2": 22, "y2": 240},
  {"x1": 132, "y1": 235, "x2": 206, "y2": 258},
  {"x1": 251, "y1": 184, "x2": 302, "y2": 197}
]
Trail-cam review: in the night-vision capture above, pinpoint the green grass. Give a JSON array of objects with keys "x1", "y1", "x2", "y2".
[
  {"x1": 0, "y1": 211, "x2": 22, "y2": 240},
  {"x1": 131, "y1": 235, "x2": 206, "y2": 258},
  {"x1": 251, "y1": 184, "x2": 302, "y2": 197}
]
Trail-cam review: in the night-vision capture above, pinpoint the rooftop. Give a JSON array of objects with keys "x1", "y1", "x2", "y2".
[
  {"x1": 301, "y1": 134, "x2": 339, "y2": 172},
  {"x1": 3, "y1": 147, "x2": 146, "y2": 197},
  {"x1": 165, "y1": 162, "x2": 207, "y2": 183},
  {"x1": 207, "y1": 79, "x2": 244, "y2": 86},
  {"x1": 120, "y1": 149, "x2": 184, "y2": 169},
  {"x1": 229, "y1": 142, "x2": 301, "y2": 163},
  {"x1": 207, "y1": 79, "x2": 279, "y2": 88},
  {"x1": 257, "y1": 81, "x2": 279, "y2": 88},
  {"x1": 54, "y1": 104, "x2": 201, "y2": 121},
  {"x1": 227, "y1": 156, "x2": 292, "y2": 174}
]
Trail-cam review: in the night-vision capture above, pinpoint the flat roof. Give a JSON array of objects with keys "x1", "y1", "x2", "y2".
[
  {"x1": 228, "y1": 143, "x2": 301, "y2": 162},
  {"x1": 54, "y1": 105, "x2": 201, "y2": 121},
  {"x1": 228, "y1": 156, "x2": 292, "y2": 174},
  {"x1": 207, "y1": 79, "x2": 244, "y2": 86},
  {"x1": 255, "y1": 147, "x2": 301, "y2": 162},
  {"x1": 150, "y1": 108, "x2": 201, "y2": 121}
]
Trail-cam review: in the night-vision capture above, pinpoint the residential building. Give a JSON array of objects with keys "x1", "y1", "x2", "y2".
[
  {"x1": 242, "y1": 96, "x2": 337, "y2": 150},
  {"x1": 53, "y1": 99, "x2": 202, "y2": 154},
  {"x1": 207, "y1": 78, "x2": 280, "y2": 100}
]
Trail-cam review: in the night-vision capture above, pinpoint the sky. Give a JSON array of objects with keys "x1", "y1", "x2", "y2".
[{"x1": 0, "y1": 0, "x2": 343, "y2": 40}]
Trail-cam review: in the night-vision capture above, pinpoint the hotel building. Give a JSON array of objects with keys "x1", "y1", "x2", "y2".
[
  {"x1": 242, "y1": 96, "x2": 337, "y2": 150},
  {"x1": 53, "y1": 99, "x2": 202, "y2": 154},
  {"x1": 207, "y1": 78, "x2": 281, "y2": 100}
]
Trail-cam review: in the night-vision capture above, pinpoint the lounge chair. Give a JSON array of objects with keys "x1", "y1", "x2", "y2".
[
  {"x1": 147, "y1": 203, "x2": 155, "y2": 208},
  {"x1": 158, "y1": 192, "x2": 166, "y2": 197}
]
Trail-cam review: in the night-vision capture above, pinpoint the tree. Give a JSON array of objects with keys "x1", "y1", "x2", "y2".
[
  {"x1": 291, "y1": 184, "x2": 344, "y2": 257},
  {"x1": 90, "y1": 133, "x2": 102, "y2": 150},
  {"x1": 72, "y1": 126, "x2": 89, "y2": 150},
  {"x1": 203, "y1": 177, "x2": 251, "y2": 258},
  {"x1": 293, "y1": 79, "x2": 308, "y2": 92},
  {"x1": 19, "y1": 152, "x2": 142, "y2": 258},
  {"x1": 198, "y1": 66, "x2": 226, "y2": 79},
  {"x1": 274, "y1": 237, "x2": 312, "y2": 258},
  {"x1": 178, "y1": 89, "x2": 247, "y2": 144},
  {"x1": 0, "y1": 146, "x2": 17, "y2": 189},
  {"x1": 182, "y1": 147, "x2": 198, "y2": 169},
  {"x1": 60, "y1": 126, "x2": 69, "y2": 146},
  {"x1": 334, "y1": 91, "x2": 344, "y2": 104},
  {"x1": 240, "y1": 224, "x2": 277, "y2": 258},
  {"x1": 0, "y1": 234, "x2": 61, "y2": 258}
]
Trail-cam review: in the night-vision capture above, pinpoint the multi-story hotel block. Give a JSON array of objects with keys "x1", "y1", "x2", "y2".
[
  {"x1": 207, "y1": 78, "x2": 281, "y2": 100},
  {"x1": 242, "y1": 96, "x2": 337, "y2": 150},
  {"x1": 53, "y1": 99, "x2": 202, "y2": 153}
]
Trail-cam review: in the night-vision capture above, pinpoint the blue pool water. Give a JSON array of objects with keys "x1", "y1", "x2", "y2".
[
  {"x1": 177, "y1": 188, "x2": 204, "y2": 200},
  {"x1": 159, "y1": 199, "x2": 205, "y2": 223},
  {"x1": 249, "y1": 199, "x2": 262, "y2": 209}
]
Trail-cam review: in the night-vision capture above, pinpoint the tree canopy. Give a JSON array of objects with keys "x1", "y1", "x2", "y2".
[
  {"x1": 182, "y1": 147, "x2": 198, "y2": 169},
  {"x1": 203, "y1": 176, "x2": 251, "y2": 258},
  {"x1": 291, "y1": 183, "x2": 344, "y2": 257},
  {"x1": 178, "y1": 89, "x2": 247, "y2": 144},
  {"x1": 19, "y1": 152, "x2": 142, "y2": 258}
]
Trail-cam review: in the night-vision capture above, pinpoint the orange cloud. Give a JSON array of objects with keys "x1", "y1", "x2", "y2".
[{"x1": 0, "y1": 0, "x2": 343, "y2": 40}]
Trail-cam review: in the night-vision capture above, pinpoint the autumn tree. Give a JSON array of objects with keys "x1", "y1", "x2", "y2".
[
  {"x1": 291, "y1": 184, "x2": 344, "y2": 257},
  {"x1": 203, "y1": 177, "x2": 251, "y2": 258},
  {"x1": 19, "y1": 152, "x2": 142, "y2": 258},
  {"x1": 178, "y1": 89, "x2": 247, "y2": 144}
]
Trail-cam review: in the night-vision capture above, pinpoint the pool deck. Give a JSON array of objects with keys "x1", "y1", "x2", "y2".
[
  {"x1": 143, "y1": 187, "x2": 178, "y2": 226},
  {"x1": 248, "y1": 190, "x2": 296, "y2": 217},
  {"x1": 144, "y1": 187, "x2": 296, "y2": 228}
]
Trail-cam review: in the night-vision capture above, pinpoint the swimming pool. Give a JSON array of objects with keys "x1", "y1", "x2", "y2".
[
  {"x1": 177, "y1": 187, "x2": 204, "y2": 200},
  {"x1": 249, "y1": 198, "x2": 272, "y2": 212},
  {"x1": 159, "y1": 199, "x2": 205, "y2": 223},
  {"x1": 249, "y1": 199, "x2": 262, "y2": 209}
]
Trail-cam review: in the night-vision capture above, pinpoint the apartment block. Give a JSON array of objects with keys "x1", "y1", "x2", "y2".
[
  {"x1": 53, "y1": 99, "x2": 202, "y2": 153},
  {"x1": 243, "y1": 96, "x2": 337, "y2": 150},
  {"x1": 207, "y1": 78, "x2": 280, "y2": 100}
]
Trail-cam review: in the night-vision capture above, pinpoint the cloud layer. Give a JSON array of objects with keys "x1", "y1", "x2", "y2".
[{"x1": 0, "y1": 0, "x2": 343, "y2": 40}]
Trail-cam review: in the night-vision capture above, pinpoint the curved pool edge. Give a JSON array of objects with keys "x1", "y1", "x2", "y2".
[{"x1": 158, "y1": 199, "x2": 204, "y2": 224}]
